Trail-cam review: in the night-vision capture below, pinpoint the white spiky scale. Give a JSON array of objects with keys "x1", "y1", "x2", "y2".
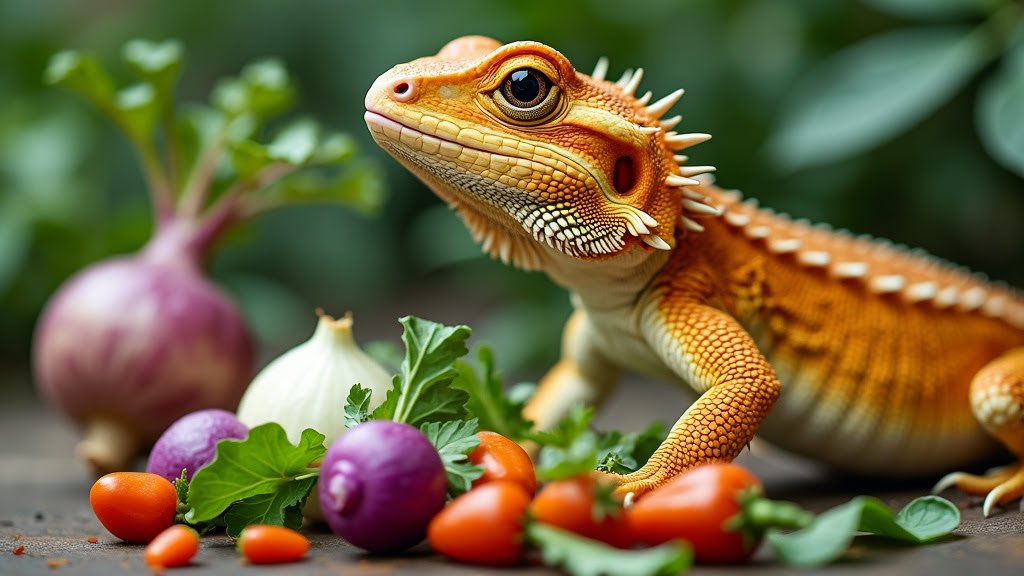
[
  {"x1": 960, "y1": 287, "x2": 987, "y2": 311},
  {"x1": 664, "y1": 132, "x2": 712, "y2": 151},
  {"x1": 983, "y1": 296, "x2": 1007, "y2": 317},
  {"x1": 905, "y1": 281, "x2": 939, "y2": 302},
  {"x1": 870, "y1": 275, "x2": 907, "y2": 294},
  {"x1": 591, "y1": 57, "x2": 609, "y2": 81},
  {"x1": 660, "y1": 116, "x2": 682, "y2": 130},
  {"x1": 615, "y1": 69, "x2": 633, "y2": 87},
  {"x1": 680, "y1": 216, "x2": 705, "y2": 232},
  {"x1": 673, "y1": 154, "x2": 689, "y2": 164},
  {"x1": 746, "y1": 225, "x2": 770, "y2": 239},
  {"x1": 665, "y1": 174, "x2": 700, "y2": 187},
  {"x1": 646, "y1": 88, "x2": 685, "y2": 119},
  {"x1": 682, "y1": 189, "x2": 708, "y2": 201},
  {"x1": 798, "y1": 251, "x2": 832, "y2": 267},
  {"x1": 768, "y1": 238, "x2": 801, "y2": 254},
  {"x1": 724, "y1": 211, "x2": 751, "y2": 227},
  {"x1": 642, "y1": 234, "x2": 671, "y2": 250},
  {"x1": 833, "y1": 262, "x2": 869, "y2": 279},
  {"x1": 682, "y1": 198, "x2": 721, "y2": 216},
  {"x1": 935, "y1": 286, "x2": 959, "y2": 308},
  {"x1": 622, "y1": 68, "x2": 644, "y2": 96},
  {"x1": 678, "y1": 165, "x2": 715, "y2": 178},
  {"x1": 638, "y1": 125, "x2": 662, "y2": 134}
]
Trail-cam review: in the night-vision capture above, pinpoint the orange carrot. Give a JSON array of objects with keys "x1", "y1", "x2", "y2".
[
  {"x1": 237, "y1": 525, "x2": 309, "y2": 564},
  {"x1": 144, "y1": 525, "x2": 199, "y2": 568}
]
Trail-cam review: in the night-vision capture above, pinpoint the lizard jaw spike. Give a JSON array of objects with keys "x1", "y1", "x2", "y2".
[
  {"x1": 673, "y1": 154, "x2": 689, "y2": 163},
  {"x1": 641, "y1": 234, "x2": 671, "y2": 250},
  {"x1": 680, "y1": 215, "x2": 705, "y2": 232},
  {"x1": 646, "y1": 88, "x2": 685, "y2": 119},
  {"x1": 591, "y1": 56, "x2": 609, "y2": 81},
  {"x1": 615, "y1": 68, "x2": 634, "y2": 87},
  {"x1": 665, "y1": 174, "x2": 701, "y2": 187},
  {"x1": 637, "y1": 125, "x2": 662, "y2": 134},
  {"x1": 621, "y1": 67, "x2": 644, "y2": 96},
  {"x1": 659, "y1": 115, "x2": 682, "y2": 131},
  {"x1": 682, "y1": 198, "x2": 722, "y2": 216},
  {"x1": 665, "y1": 132, "x2": 712, "y2": 151},
  {"x1": 637, "y1": 91, "x2": 653, "y2": 106},
  {"x1": 678, "y1": 165, "x2": 716, "y2": 177}
]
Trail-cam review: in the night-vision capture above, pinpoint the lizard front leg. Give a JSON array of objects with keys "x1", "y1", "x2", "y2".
[
  {"x1": 523, "y1": 309, "x2": 620, "y2": 432},
  {"x1": 934, "y1": 347, "x2": 1024, "y2": 516},
  {"x1": 611, "y1": 296, "x2": 780, "y2": 498}
]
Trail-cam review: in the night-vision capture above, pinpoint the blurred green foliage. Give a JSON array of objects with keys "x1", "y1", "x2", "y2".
[{"x1": 1, "y1": 0, "x2": 1022, "y2": 380}]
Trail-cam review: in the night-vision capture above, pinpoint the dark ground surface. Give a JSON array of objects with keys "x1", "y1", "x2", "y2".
[{"x1": 2, "y1": 372, "x2": 1023, "y2": 576}]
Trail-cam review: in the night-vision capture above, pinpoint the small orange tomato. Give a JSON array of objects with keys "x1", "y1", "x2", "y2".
[
  {"x1": 89, "y1": 472, "x2": 177, "y2": 543},
  {"x1": 468, "y1": 431, "x2": 537, "y2": 494},
  {"x1": 529, "y1": 475, "x2": 633, "y2": 549},
  {"x1": 237, "y1": 525, "x2": 309, "y2": 564},
  {"x1": 428, "y1": 481, "x2": 531, "y2": 566},
  {"x1": 144, "y1": 525, "x2": 199, "y2": 568}
]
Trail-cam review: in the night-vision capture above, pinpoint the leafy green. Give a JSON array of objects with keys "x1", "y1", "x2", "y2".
[
  {"x1": 529, "y1": 405, "x2": 594, "y2": 447},
  {"x1": 43, "y1": 51, "x2": 116, "y2": 110},
  {"x1": 420, "y1": 419, "x2": 484, "y2": 497},
  {"x1": 115, "y1": 83, "x2": 159, "y2": 143},
  {"x1": 372, "y1": 316, "x2": 472, "y2": 427},
  {"x1": 452, "y1": 345, "x2": 534, "y2": 441},
  {"x1": 222, "y1": 479, "x2": 314, "y2": 537},
  {"x1": 260, "y1": 159, "x2": 384, "y2": 215},
  {"x1": 596, "y1": 422, "x2": 667, "y2": 474},
  {"x1": 121, "y1": 39, "x2": 182, "y2": 105},
  {"x1": 185, "y1": 423, "x2": 325, "y2": 526},
  {"x1": 977, "y1": 39, "x2": 1024, "y2": 178},
  {"x1": 864, "y1": 0, "x2": 986, "y2": 21},
  {"x1": 766, "y1": 496, "x2": 960, "y2": 567},
  {"x1": 213, "y1": 59, "x2": 295, "y2": 120},
  {"x1": 344, "y1": 383, "x2": 374, "y2": 429},
  {"x1": 537, "y1": 430, "x2": 600, "y2": 482},
  {"x1": 527, "y1": 523, "x2": 691, "y2": 576},
  {"x1": 769, "y1": 26, "x2": 993, "y2": 171}
]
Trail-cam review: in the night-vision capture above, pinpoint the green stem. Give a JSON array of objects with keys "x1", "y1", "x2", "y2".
[
  {"x1": 136, "y1": 141, "x2": 175, "y2": 227},
  {"x1": 161, "y1": 100, "x2": 180, "y2": 197}
]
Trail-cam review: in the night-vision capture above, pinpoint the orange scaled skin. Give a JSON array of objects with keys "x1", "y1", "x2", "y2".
[{"x1": 365, "y1": 36, "x2": 1024, "y2": 515}]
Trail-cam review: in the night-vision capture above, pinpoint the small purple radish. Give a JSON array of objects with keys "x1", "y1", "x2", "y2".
[
  {"x1": 319, "y1": 420, "x2": 447, "y2": 553},
  {"x1": 146, "y1": 409, "x2": 248, "y2": 482}
]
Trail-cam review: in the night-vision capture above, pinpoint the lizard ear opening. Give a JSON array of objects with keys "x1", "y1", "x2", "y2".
[{"x1": 613, "y1": 155, "x2": 637, "y2": 196}]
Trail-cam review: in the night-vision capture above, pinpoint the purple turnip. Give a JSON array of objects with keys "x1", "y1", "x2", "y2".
[
  {"x1": 35, "y1": 42, "x2": 380, "y2": 475},
  {"x1": 319, "y1": 420, "x2": 447, "y2": 553},
  {"x1": 146, "y1": 409, "x2": 249, "y2": 482}
]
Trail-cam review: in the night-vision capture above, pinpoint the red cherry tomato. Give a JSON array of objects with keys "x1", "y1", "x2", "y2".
[
  {"x1": 469, "y1": 431, "x2": 537, "y2": 494},
  {"x1": 529, "y1": 475, "x2": 632, "y2": 549},
  {"x1": 428, "y1": 481, "x2": 531, "y2": 566},
  {"x1": 89, "y1": 472, "x2": 177, "y2": 543}
]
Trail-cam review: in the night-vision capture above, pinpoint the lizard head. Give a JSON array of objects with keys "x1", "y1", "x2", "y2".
[{"x1": 365, "y1": 36, "x2": 716, "y2": 271}]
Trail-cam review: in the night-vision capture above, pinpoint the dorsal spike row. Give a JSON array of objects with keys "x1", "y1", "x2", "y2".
[
  {"x1": 723, "y1": 211, "x2": 751, "y2": 227},
  {"x1": 798, "y1": 251, "x2": 831, "y2": 267},
  {"x1": 833, "y1": 262, "x2": 868, "y2": 279},
  {"x1": 621, "y1": 68, "x2": 644, "y2": 96},
  {"x1": 664, "y1": 132, "x2": 712, "y2": 151},
  {"x1": 637, "y1": 91, "x2": 653, "y2": 106},
  {"x1": 905, "y1": 281, "x2": 939, "y2": 302},
  {"x1": 870, "y1": 275, "x2": 906, "y2": 294},
  {"x1": 768, "y1": 238, "x2": 801, "y2": 254},
  {"x1": 665, "y1": 174, "x2": 700, "y2": 187},
  {"x1": 680, "y1": 215, "x2": 705, "y2": 232},
  {"x1": 591, "y1": 57, "x2": 609, "y2": 81},
  {"x1": 682, "y1": 189, "x2": 708, "y2": 201},
  {"x1": 615, "y1": 68, "x2": 634, "y2": 87},
  {"x1": 637, "y1": 125, "x2": 662, "y2": 134},
  {"x1": 646, "y1": 88, "x2": 685, "y2": 119}
]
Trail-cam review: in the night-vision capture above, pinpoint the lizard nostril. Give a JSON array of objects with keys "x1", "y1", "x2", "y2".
[{"x1": 391, "y1": 79, "x2": 416, "y2": 102}]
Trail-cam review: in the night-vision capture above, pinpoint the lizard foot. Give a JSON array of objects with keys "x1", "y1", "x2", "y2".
[{"x1": 933, "y1": 463, "x2": 1024, "y2": 517}]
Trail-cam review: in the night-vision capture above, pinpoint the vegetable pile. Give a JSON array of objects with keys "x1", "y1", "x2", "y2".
[
  {"x1": 85, "y1": 314, "x2": 964, "y2": 574},
  {"x1": 33, "y1": 39, "x2": 381, "y2": 475}
]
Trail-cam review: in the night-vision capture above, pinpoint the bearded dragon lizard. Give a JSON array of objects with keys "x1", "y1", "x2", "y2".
[{"x1": 364, "y1": 36, "x2": 1024, "y2": 516}]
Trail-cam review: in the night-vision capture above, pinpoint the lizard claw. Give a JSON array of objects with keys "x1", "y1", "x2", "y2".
[{"x1": 935, "y1": 463, "x2": 1024, "y2": 517}]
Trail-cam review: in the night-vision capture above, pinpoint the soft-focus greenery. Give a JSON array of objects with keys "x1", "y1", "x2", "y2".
[{"x1": 2, "y1": 0, "x2": 1022, "y2": 381}]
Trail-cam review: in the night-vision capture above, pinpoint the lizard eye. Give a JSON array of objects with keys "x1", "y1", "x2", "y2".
[{"x1": 493, "y1": 68, "x2": 561, "y2": 124}]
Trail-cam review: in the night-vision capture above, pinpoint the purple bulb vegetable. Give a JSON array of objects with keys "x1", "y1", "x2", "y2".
[
  {"x1": 319, "y1": 420, "x2": 447, "y2": 553},
  {"x1": 146, "y1": 408, "x2": 249, "y2": 482},
  {"x1": 34, "y1": 227, "x2": 254, "y2": 475}
]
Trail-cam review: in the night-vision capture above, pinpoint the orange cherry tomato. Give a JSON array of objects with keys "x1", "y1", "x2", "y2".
[
  {"x1": 144, "y1": 525, "x2": 199, "y2": 568},
  {"x1": 428, "y1": 480, "x2": 531, "y2": 566},
  {"x1": 627, "y1": 463, "x2": 762, "y2": 563},
  {"x1": 237, "y1": 525, "x2": 310, "y2": 565},
  {"x1": 89, "y1": 472, "x2": 177, "y2": 543},
  {"x1": 529, "y1": 475, "x2": 632, "y2": 549},
  {"x1": 468, "y1": 431, "x2": 537, "y2": 494}
]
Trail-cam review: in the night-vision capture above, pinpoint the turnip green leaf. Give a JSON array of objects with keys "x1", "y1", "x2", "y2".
[
  {"x1": 185, "y1": 423, "x2": 325, "y2": 524},
  {"x1": 421, "y1": 418, "x2": 483, "y2": 497},
  {"x1": 222, "y1": 477, "x2": 314, "y2": 537},
  {"x1": 344, "y1": 383, "x2": 373, "y2": 429},
  {"x1": 122, "y1": 39, "x2": 182, "y2": 103},
  {"x1": 452, "y1": 345, "x2": 534, "y2": 441}
]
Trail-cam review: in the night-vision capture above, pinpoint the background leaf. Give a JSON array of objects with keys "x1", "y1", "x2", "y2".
[
  {"x1": 863, "y1": 0, "x2": 987, "y2": 21},
  {"x1": 976, "y1": 38, "x2": 1024, "y2": 178},
  {"x1": 769, "y1": 26, "x2": 992, "y2": 171}
]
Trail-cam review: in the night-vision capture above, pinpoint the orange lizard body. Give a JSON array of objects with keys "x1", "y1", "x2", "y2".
[{"x1": 365, "y1": 36, "x2": 1024, "y2": 515}]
